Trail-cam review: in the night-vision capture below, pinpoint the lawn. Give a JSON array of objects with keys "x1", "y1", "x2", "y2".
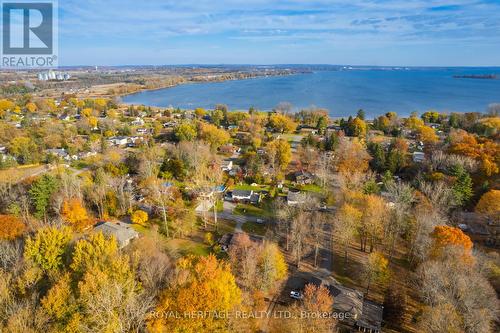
[
  {"x1": 232, "y1": 184, "x2": 270, "y2": 192},
  {"x1": 242, "y1": 221, "x2": 267, "y2": 236},
  {"x1": 297, "y1": 183, "x2": 324, "y2": 193},
  {"x1": 167, "y1": 238, "x2": 211, "y2": 256},
  {"x1": 234, "y1": 203, "x2": 271, "y2": 217}
]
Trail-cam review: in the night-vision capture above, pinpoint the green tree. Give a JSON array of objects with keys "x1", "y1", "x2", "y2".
[
  {"x1": 29, "y1": 174, "x2": 59, "y2": 219},
  {"x1": 316, "y1": 116, "x2": 328, "y2": 134},
  {"x1": 451, "y1": 165, "x2": 473, "y2": 207},
  {"x1": 357, "y1": 109, "x2": 366, "y2": 120},
  {"x1": 211, "y1": 109, "x2": 224, "y2": 126}
]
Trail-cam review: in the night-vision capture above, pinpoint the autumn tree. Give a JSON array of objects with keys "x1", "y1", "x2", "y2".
[
  {"x1": 475, "y1": 189, "x2": 500, "y2": 217},
  {"x1": 300, "y1": 283, "x2": 336, "y2": 333},
  {"x1": 150, "y1": 255, "x2": 242, "y2": 333},
  {"x1": 269, "y1": 113, "x2": 297, "y2": 133},
  {"x1": 0, "y1": 214, "x2": 26, "y2": 240},
  {"x1": 430, "y1": 225, "x2": 473, "y2": 259},
  {"x1": 9, "y1": 136, "x2": 40, "y2": 164},
  {"x1": 363, "y1": 251, "x2": 390, "y2": 295},
  {"x1": 417, "y1": 125, "x2": 439, "y2": 145},
  {"x1": 24, "y1": 226, "x2": 72, "y2": 271},
  {"x1": 61, "y1": 197, "x2": 91, "y2": 231},
  {"x1": 258, "y1": 242, "x2": 288, "y2": 291},
  {"x1": 198, "y1": 123, "x2": 230, "y2": 149},
  {"x1": 174, "y1": 122, "x2": 197, "y2": 141},
  {"x1": 334, "y1": 137, "x2": 371, "y2": 175},
  {"x1": 131, "y1": 210, "x2": 149, "y2": 226},
  {"x1": 417, "y1": 248, "x2": 498, "y2": 333},
  {"x1": 334, "y1": 203, "x2": 361, "y2": 272},
  {"x1": 267, "y1": 139, "x2": 292, "y2": 172},
  {"x1": 70, "y1": 232, "x2": 119, "y2": 276}
]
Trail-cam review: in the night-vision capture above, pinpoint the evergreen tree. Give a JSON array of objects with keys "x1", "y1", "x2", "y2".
[
  {"x1": 451, "y1": 165, "x2": 473, "y2": 206},
  {"x1": 29, "y1": 174, "x2": 60, "y2": 220}
]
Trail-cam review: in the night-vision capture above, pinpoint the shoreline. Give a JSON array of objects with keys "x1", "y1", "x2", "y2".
[{"x1": 118, "y1": 71, "x2": 307, "y2": 101}]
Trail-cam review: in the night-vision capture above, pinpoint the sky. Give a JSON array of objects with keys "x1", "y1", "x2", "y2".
[{"x1": 57, "y1": 0, "x2": 500, "y2": 66}]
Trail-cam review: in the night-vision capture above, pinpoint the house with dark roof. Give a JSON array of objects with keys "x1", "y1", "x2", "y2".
[
  {"x1": 299, "y1": 274, "x2": 384, "y2": 333},
  {"x1": 294, "y1": 170, "x2": 315, "y2": 185}
]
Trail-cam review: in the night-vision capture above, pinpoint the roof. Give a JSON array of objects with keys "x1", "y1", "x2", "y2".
[
  {"x1": 356, "y1": 300, "x2": 384, "y2": 331},
  {"x1": 94, "y1": 222, "x2": 139, "y2": 248},
  {"x1": 287, "y1": 190, "x2": 306, "y2": 204},
  {"x1": 232, "y1": 190, "x2": 253, "y2": 198},
  {"x1": 329, "y1": 284, "x2": 364, "y2": 322},
  {"x1": 295, "y1": 170, "x2": 314, "y2": 179}
]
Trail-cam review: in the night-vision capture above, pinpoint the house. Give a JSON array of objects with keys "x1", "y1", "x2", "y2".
[
  {"x1": 413, "y1": 151, "x2": 425, "y2": 163},
  {"x1": 219, "y1": 144, "x2": 240, "y2": 154},
  {"x1": 131, "y1": 117, "x2": 145, "y2": 126},
  {"x1": 227, "y1": 190, "x2": 254, "y2": 203},
  {"x1": 221, "y1": 160, "x2": 233, "y2": 171},
  {"x1": 292, "y1": 272, "x2": 383, "y2": 333},
  {"x1": 287, "y1": 189, "x2": 306, "y2": 206},
  {"x1": 93, "y1": 221, "x2": 139, "y2": 248},
  {"x1": 0, "y1": 145, "x2": 6, "y2": 154},
  {"x1": 108, "y1": 136, "x2": 129, "y2": 146},
  {"x1": 294, "y1": 170, "x2": 315, "y2": 185},
  {"x1": 328, "y1": 284, "x2": 383, "y2": 333},
  {"x1": 136, "y1": 128, "x2": 148, "y2": 134},
  {"x1": 46, "y1": 148, "x2": 78, "y2": 161}
]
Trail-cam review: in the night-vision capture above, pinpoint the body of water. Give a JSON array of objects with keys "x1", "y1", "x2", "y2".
[{"x1": 122, "y1": 68, "x2": 500, "y2": 118}]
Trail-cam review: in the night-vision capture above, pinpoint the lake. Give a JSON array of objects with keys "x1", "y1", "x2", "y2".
[{"x1": 121, "y1": 68, "x2": 500, "y2": 118}]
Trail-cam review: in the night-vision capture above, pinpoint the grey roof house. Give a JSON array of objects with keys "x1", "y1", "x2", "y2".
[{"x1": 94, "y1": 222, "x2": 139, "y2": 248}]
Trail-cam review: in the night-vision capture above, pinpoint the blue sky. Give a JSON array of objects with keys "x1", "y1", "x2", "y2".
[{"x1": 58, "y1": 0, "x2": 500, "y2": 66}]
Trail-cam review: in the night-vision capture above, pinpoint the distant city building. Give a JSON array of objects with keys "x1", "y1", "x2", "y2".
[{"x1": 38, "y1": 70, "x2": 71, "y2": 81}]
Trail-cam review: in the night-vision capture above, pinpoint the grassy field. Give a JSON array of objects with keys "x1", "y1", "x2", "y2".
[
  {"x1": 242, "y1": 221, "x2": 267, "y2": 236},
  {"x1": 234, "y1": 203, "x2": 271, "y2": 218},
  {"x1": 232, "y1": 184, "x2": 271, "y2": 192}
]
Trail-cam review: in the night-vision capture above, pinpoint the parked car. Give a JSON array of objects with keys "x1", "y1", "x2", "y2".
[{"x1": 256, "y1": 218, "x2": 265, "y2": 224}]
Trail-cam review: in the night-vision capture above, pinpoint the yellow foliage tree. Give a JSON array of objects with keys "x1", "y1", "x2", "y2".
[
  {"x1": 418, "y1": 125, "x2": 439, "y2": 144},
  {"x1": 24, "y1": 226, "x2": 72, "y2": 271},
  {"x1": 25, "y1": 102, "x2": 37, "y2": 113},
  {"x1": 131, "y1": 210, "x2": 148, "y2": 226},
  {"x1": 269, "y1": 113, "x2": 297, "y2": 133},
  {"x1": 475, "y1": 190, "x2": 500, "y2": 217},
  {"x1": 71, "y1": 232, "x2": 119, "y2": 275}
]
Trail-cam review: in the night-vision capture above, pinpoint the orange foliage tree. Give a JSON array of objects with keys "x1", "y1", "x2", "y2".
[
  {"x1": 61, "y1": 198, "x2": 92, "y2": 231},
  {"x1": 0, "y1": 215, "x2": 26, "y2": 240},
  {"x1": 448, "y1": 129, "x2": 499, "y2": 176},
  {"x1": 475, "y1": 190, "x2": 500, "y2": 217},
  {"x1": 430, "y1": 226, "x2": 473, "y2": 258},
  {"x1": 149, "y1": 254, "x2": 242, "y2": 332}
]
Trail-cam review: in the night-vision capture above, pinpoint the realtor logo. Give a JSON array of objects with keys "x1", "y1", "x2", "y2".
[{"x1": 1, "y1": 0, "x2": 58, "y2": 68}]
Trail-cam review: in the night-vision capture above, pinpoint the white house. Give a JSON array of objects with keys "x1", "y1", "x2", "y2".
[
  {"x1": 108, "y1": 136, "x2": 129, "y2": 146},
  {"x1": 131, "y1": 117, "x2": 145, "y2": 126},
  {"x1": 221, "y1": 160, "x2": 233, "y2": 171}
]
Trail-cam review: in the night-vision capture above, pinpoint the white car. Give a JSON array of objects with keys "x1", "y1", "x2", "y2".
[{"x1": 290, "y1": 291, "x2": 303, "y2": 300}]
